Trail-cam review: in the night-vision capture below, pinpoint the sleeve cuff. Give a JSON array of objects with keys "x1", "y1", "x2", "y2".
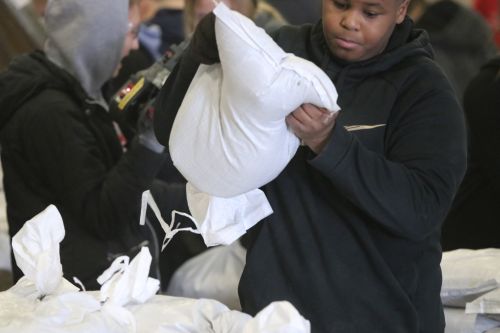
[{"x1": 308, "y1": 124, "x2": 353, "y2": 175}]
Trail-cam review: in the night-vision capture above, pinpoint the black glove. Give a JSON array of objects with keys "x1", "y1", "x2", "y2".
[{"x1": 188, "y1": 12, "x2": 220, "y2": 65}]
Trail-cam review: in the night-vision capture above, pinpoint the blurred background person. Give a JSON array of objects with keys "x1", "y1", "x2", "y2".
[
  {"x1": 0, "y1": 0, "x2": 191, "y2": 290},
  {"x1": 408, "y1": 0, "x2": 497, "y2": 103},
  {"x1": 441, "y1": 56, "x2": 500, "y2": 250},
  {"x1": 473, "y1": 0, "x2": 500, "y2": 47},
  {"x1": 183, "y1": 0, "x2": 286, "y2": 37},
  {"x1": 103, "y1": 0, "x2": 186, "y2": 99}
]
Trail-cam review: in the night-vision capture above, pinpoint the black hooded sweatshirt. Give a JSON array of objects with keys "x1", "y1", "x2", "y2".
[
  {"x1": 154, "y1": 17, "x2": 467, "y2": 333},
  {"x1": 0, "y1": 51, "x2": 166, "y2": 289}
]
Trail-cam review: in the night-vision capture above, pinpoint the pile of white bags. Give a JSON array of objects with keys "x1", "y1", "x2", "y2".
[
  {"x1": 0, "y1": 205, "x2": 311, "y2": 333},
  {"x1": 168, "y1": 3, "x2": 340, "y2": 247},
  {"x1": 0, "y1": 205, "x2": 160, "y2": 333}
]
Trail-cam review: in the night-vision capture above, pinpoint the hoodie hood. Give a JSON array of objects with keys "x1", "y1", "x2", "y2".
[
  {"x1": 43, "y1": 0, "x2": 128, "y2": 102},
  {"x1": 0, "y1": 51, "x2": 86, "y2": 131}
]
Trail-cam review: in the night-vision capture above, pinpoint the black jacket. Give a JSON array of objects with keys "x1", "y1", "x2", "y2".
[
  {"x1": 0, "y1": 51, "x2": 167, "y2": 289},
  {"x1": 154, "y1": 17, "x2": 467, "y2": 333},
  {"x1": 442, "y1": 57, "x2": 500, "y2": 250}
]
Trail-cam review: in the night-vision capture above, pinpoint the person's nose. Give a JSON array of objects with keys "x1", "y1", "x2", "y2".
[{"x1": 340, "y1": 10, "x2": 360, "y2": 31}]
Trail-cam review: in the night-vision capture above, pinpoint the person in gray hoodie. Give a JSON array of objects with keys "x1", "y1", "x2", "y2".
[{"x1": 0, "y1": 0, "x2": 195, "y2": 290}]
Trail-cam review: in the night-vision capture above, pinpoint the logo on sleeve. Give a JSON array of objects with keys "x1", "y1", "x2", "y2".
[{"x1": 344, "y1": 124, "x2": 386, "y2": 131}]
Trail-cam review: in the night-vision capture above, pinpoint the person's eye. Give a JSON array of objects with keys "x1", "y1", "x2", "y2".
[
  {"x1": 333, "y1": 0, "x2": 348, "y2": 10},
  {"x1": 364, "y1": 11, "x2": 379, "y2": 18}
]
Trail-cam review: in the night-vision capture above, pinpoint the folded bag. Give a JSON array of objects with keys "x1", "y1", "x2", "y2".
[{"x1": 168, "y1": 2, "x2": 340, "y2": 246}]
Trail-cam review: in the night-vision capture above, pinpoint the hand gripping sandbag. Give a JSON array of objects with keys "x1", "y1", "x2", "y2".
[{"x1": 169, "y1": 3, "x2": 340, "y2": 198}]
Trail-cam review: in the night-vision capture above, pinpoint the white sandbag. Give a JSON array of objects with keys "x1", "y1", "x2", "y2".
[
  {"x1": 0, "y1": 205, "x2": 127, "y2": 333},
  {"x1": 170, "y1": 3, "x2": 340, "y2": 197},
  {"x1": 167, "y1": 241, "x2": 246, "y2": 310},
  {"x1": 167, "y1": 3, "x2": 339, "y2": 247},
  {"x1": 130, "y1": 295, "x2": 311, "y2": 333},
  {"x1": 2, "y1": 204, "x2": 310, "y2": 332},
  {"x1": 11, "y1": 205, "x2": 66, "y2": 296},
  {"x1": 97, "y1": 246, "x2": 160, "y2": 332},
  {"x1": 0, "y1": 205, "x2": 164, "y2": 333},
  {"x1": 441, "y1": 249, "x2": 500, "y2": 307},
  {"x1": 211, "y1": 301, "x2": 311, "y2": 333}
]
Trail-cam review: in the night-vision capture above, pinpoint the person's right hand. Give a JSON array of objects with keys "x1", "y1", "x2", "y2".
[
  {"x1": 189, "y1": 12, "x2": 220, "y2": 65},
  {"x1": 286, "y1": 103, "x2": 338, "y2": 154}
]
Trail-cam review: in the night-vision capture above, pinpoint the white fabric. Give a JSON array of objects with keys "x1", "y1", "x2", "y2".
[
  {"x1": 168, "y1": 3, "x2": 340, "y2": 247},
  {"x1": 466, "y1": 289, "x2": 500, "y2": 321},
  {"x1": 0, "y1": 205, "x2": 128, "y2": 332},
  {"x1": 11, "y1": 205, "x2": 67, "y2": 296},
  {"x1": 441, "y1": 249, "x2": 500, "y2": 307},
  {"x1": 167, "y1": 241, "x2": 246, "y2": 310},
  {"x1": 97, "y1": 247, "x2": 160, "y2": 332},
  {"x1": 186, "y1": 183, "x2": 272, "y2": 246},
  {"x1": 140, "y1": 188, "x2": 272, "y2": 248},
  {"x1": 130, "y1": 296, "x2": 311, "y2": 333},
  {"x1": 97, "y1": 247, "x2": 160, "y2": 306},
  {"x1": 443, "y1": 307, "x2": 500, "y2": 333},
  {"x1": 2, "y1": 204, "x2": 310, "y2": 332},
  {"x1": 211, "y1": 301, "x2": 310, "y2": 333}
]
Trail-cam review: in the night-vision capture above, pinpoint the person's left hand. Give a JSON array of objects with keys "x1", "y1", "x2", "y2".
[{"x1": 286, "y1": 103, "x2": 338, "y2": 154}]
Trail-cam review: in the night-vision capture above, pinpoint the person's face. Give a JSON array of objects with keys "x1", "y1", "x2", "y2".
[
  {"x1": 115, "y1": 4, "x2": 141, "y2": 75},
  {"x1": 322, "y1": 0, "x2": 409, "y2": 62},
  {"x1": 122, "y1": 4, "x2": 141, "y2": 59}
]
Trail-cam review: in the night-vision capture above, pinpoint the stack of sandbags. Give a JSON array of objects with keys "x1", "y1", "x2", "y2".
[{"x1": 0, "y1": 204, "x2": 311, "y2": 333}]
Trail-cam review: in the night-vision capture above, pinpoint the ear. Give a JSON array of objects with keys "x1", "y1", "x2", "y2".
[{"x1": 396, "y1": 0, "x2": 410, "y2": 24}]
